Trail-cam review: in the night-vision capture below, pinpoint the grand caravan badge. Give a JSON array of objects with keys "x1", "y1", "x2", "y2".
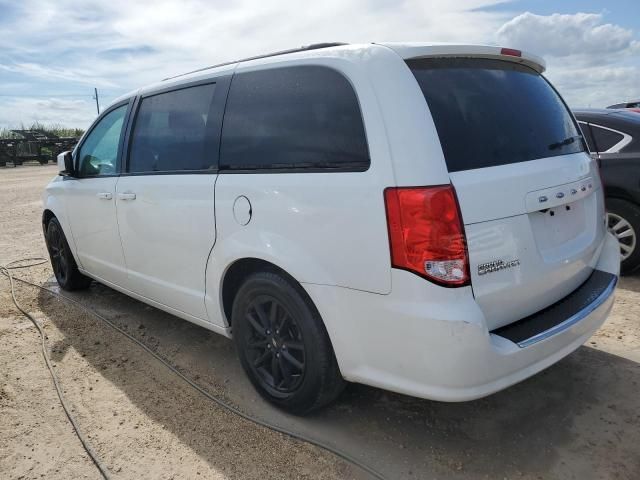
[{"x1": 477, "y1": 259, "x2": 520, "y2": 276}]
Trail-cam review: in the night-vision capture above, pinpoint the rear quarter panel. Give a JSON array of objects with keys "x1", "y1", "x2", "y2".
[
  {"x1": 205, "y1": 48, "x2": 395, "y2": 327},
  {"x1": 600, "y1": 154, "x2": 640, "y2": 206}
]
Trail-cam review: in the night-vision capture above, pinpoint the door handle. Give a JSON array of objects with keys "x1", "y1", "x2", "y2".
[
  {"x1": 96, "y1": 192, "x2": 113, "y2": 200},
  {"x1": 118, "y1": 192, "x2": 137, "y2": 201}
]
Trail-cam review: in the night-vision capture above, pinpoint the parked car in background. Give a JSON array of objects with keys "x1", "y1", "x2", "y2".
[
  {"x1": 575, "y1": 109, "x2": 640, "y2": 274},
  {"x1": 42, "y1": 43, "x2": 620, "y2": 414},
  {"x1": 606, "y1": 100, "x2": 640, "y2": 113},
  {"x1": 607, "y1": 100, "x2": 640, "y2": 109}
]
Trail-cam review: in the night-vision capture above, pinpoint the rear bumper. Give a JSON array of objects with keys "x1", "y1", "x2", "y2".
[
  {"x1": 491, "y1": 269, "x2": 617, "y2": 348},
  {"x1": 303, "y1": 232, "x2": 620, "y2": 401}
]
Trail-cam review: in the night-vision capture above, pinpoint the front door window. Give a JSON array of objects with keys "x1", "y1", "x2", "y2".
[{"x1": 77, "y1": 105, "x2": 127, "y2": 176}]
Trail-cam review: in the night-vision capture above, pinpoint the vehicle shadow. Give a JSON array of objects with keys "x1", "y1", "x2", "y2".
[
  {"x1": 618, "y1": 272, "x2": 640, "y2": 293},
  {"x1": 37, "y1": 281, "x2": 640, "y2": 480}
]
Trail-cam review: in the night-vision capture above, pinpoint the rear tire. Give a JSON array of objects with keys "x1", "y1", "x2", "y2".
[
  {"x1": 232, "y1": 271, "x2": 345, "y2": 414},
  {"x1": 45, "y1": 218, "x2": 92, "y2": 290},
  {"x1": 606, "y1": 198, "x2": 640, "y2": 275}
]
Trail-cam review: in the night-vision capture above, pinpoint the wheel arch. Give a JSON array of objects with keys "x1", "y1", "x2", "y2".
[
  {"x1": 42, "y1": 208, "x2": 56, "y2": 233},
  {"x1": 605, "y1": 188, "x2": 640, "y2": 207},
  {"x1": 41, "y1": 194, "x2": 82, "y2": 268},
  {"x1": 605, "y1": 196, "x2": 640, "y2": 274},
  {"x1": 220, "y1": 257, "x2": 323, "y2": 331}
]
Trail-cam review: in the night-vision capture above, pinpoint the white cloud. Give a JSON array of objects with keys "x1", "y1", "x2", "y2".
[
  {"x1": 0, "y1": 3, "x2": 639, "y2": 125},
  {"x1": 0, "y1": 0, "x2": 515, "y2": 128},
  {"x1": 545, "y1": 64, "x2": 640, "y2": 108},
  {"x1": 0, "y1": 97, "x2": 97, "y2": 129},
  {"x1": 496, "y1": 11, "x2": 640, "y2": 108},
  {"x1": 497, "y1": 12, "x2": 639, "y2": 57},
  {"x1": 0, "y1": 63, "x2": 117, "y2": 87}
]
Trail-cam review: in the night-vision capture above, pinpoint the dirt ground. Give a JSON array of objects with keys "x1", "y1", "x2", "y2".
[
  {"x1": 1, "y1": 164, "x2": 639, "y2": 480},
  {"x1": 0, "y1": 165, "x2": 362, "y2": 480}
]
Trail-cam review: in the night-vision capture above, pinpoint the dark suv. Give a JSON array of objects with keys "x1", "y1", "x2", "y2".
[{"x1": 575, "y1": 108, "x2": 640, "y2": 274}]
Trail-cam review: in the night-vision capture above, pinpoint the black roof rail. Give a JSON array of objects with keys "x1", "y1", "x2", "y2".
[{"x1": 162, "y1": 42, "x2": 349, "y2": 81}]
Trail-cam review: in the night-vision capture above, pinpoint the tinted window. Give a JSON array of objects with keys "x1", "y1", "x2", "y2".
[
  {"x1": 590, "y1": 124, "x2": 624, "y2": 152},
  {"x1": 578, "y1": 122, "x2": 597, "y2": 152},
  {"x1": 407, "y1": 58, "x2": 584, "y2": 172},
  {"x1": 78, "y1": 104, "x2": 127, "y2": 176},
  {"x1": 220, "y1": 66, "x2": 369, "y2": 170},
  {"x1": 129, "y1": 83, "x2": 217, "y2": 173}
]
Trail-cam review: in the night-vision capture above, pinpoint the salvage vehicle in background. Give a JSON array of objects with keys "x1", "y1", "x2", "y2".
[
  {"x1": 0, "y1": 130, "x2": 79, "y2": 167},
  {"x1": 575, "y1": 109, "x2": 640, "y2": 274},
  {"x1": 42, "y1": 43, "x2": 619, "y2": 414}
]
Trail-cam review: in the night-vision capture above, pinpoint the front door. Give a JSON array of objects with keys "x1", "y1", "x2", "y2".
[{"x1": 65, "y1": 103, "x2": 129, "y2": 286}]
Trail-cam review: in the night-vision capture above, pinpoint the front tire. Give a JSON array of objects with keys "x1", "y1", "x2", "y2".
[
  {"x1": 606, "y1": 198, "x2": 640, "y2": 275},
  {"x1": 45, "y1": 218, "x2": 92, "y2": 290},
  {"x1": 232, "y1": 271, "x2": 345, "y2": 414}
]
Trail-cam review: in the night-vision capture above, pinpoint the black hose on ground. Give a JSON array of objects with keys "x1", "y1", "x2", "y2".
[
  {"x1": 1, "y1": 257, "x2": 386, "y2": 480},
  {"x1": 1, "y1": 258, "x2": 112, "y2": 480}
]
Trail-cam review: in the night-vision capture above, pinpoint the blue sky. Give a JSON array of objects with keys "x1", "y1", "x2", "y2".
[
  {"x1": 0, "y1": 0, "x2": 638, "y2": 129},
  {"x1": 482, "y1": 0, "x2": 639, "y2": 29}
]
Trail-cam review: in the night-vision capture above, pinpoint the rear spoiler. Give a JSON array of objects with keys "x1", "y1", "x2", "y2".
[{"x1": 378, "y1": 43, "x2": 546, "y2": 74}]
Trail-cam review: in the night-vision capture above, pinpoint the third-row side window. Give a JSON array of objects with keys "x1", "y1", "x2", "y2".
[
  {"x1": 220, "y1": 65, "x2": 370, "y2": 171},
  {"x1": 590, "y1": 125, "x2": 625, "y2": 152}
]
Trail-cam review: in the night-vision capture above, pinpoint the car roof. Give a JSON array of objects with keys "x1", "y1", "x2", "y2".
[
  {"x1": 158, "y1": 42, "x2": 545, "y2": 83},
  {"x1": 574, "y1": 108, "x2": 640, "y2": 123},
  {"x1": 574, "y1": 107, "x2": 612, "y2": 115},
  {"x1": 607, "y1": 99, "x2": 640, "y2": 107},
  {"x1": 109, "y1": 42, "x2": 546, "y2": 109}
]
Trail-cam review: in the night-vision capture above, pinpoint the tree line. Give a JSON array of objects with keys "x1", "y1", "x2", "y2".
[{"x1": 0, "y1": 122, "x2": 84, "y2": 139}]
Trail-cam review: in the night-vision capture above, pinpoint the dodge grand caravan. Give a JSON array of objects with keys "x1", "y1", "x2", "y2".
[{"x1": 43, "y1": 43, "x2": 620, "y2": 414}]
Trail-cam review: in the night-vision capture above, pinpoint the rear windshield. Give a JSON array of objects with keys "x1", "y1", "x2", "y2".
[{"x1": 407, "y1": 58, "x2": 584, "y2": 172}]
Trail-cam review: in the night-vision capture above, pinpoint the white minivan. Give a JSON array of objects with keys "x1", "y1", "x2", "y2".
[{"x1": 43, "y1": 43, "x2": 620, "y2": 414}]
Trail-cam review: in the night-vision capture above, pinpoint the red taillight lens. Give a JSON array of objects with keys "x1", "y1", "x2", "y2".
[
  {"x1": 500, "y1": 47, "x2": 522, "y2": 57},
  {"x1": 384, "y1": 185, "x2": 469, "y2": 287}
]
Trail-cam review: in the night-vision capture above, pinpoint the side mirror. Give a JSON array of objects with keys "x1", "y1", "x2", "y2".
[{"x1": 58, "y1": 151, "x2": 75, "y2": 177}]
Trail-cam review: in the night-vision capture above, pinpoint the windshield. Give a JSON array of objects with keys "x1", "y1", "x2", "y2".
[{"x1": 407, "y1": 58, "x2": 584, "y2": 172}]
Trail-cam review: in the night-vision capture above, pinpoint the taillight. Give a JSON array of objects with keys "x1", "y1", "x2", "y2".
[
  {"x1": 384, "y1": 185, "x2": 469, "y2": 287},
  {"x1": 500, "y1": 47, "x2": 522, "y2": 57}
]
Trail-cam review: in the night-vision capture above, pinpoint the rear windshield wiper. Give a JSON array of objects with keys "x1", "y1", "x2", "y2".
[{"x1": 548, "y1": 135, "x2": 580, "y2": 151}]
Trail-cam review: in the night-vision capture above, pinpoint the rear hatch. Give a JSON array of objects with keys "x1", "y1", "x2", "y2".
[{"x1": 407, "y1": 55, "x2": 606, "y2": 330}]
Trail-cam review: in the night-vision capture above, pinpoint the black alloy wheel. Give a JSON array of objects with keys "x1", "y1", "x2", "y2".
[
  {"x1": 243, "y1": 295, "x2": 306, "y2": 396},
  {"x1": 232, "y1": 271, "x2": 345, "y2": 414},
  {"x1": 45, "y1": 218, "x2": 92, "y2": 290},
  {"x1": 47, "y1": 222, "x2": 70, "y2": 285}
]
